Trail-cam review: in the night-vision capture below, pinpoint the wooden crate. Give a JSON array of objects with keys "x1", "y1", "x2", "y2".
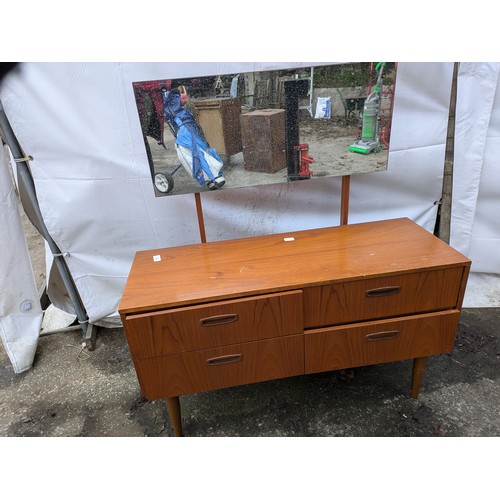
[
  {"x1": 192, "y1": 98, "x2": 242, "y2": 157},
  {"x1": 240, "y1": 109, "x2": 286, "y2": 173}
]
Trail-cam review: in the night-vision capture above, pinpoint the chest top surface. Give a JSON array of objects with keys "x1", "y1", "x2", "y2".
[{"x1": 119, "y1": 217, "x2": 470, "y2": 314}]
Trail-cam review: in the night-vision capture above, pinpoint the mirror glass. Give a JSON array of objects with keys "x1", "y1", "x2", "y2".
[{"x1": 132, "y1": 62, "x2": 398, "y2": 196}]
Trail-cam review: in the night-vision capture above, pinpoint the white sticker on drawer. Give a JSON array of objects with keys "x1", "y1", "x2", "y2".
[
  {"x1": 284, "y1": 237, "x2": 295, "y2": 242},
  {"x1": 153, "y1": 255, "x2": 161, "y2": 262}
]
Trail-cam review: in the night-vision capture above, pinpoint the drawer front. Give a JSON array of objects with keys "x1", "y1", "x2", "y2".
[
  {"x1": 303, "y1": 267, "x2": 464, "y2": 328},
  {"x1": 133, "y1": 335, "x2": 304, "y2": 399},
  {"x1": 124, "y1": 290, "x2": 303, "y2": 359},
  {"x1": 305, "y1": 310, "x2": 460, "y2": 374}
]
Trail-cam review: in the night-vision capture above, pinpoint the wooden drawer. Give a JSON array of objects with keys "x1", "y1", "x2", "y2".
[
  {"x1": 303, "y1": 267, "x2": 465, "y2": 328},
  {"x1": 304, "y1": 310, "x2": 460, "y2": 374},
  {"x1": 124, "y1": 290, "x2": 303, "y2": 359},
  {"x1": 133, "y1": 334, "x2": 304, "y2": 399}
]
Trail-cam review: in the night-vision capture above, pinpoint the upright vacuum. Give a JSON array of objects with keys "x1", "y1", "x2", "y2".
[{"x1": 349, "y1": 62, "x2": 386, "y2": 155}]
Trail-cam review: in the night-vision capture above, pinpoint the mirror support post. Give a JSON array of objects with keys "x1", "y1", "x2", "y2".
[
  {"x1": 341, "y1": 175, "x2": 350, "y2": 225},
  {"x1": 194, "y1": 193, "x2": 207, "y2": 243}
]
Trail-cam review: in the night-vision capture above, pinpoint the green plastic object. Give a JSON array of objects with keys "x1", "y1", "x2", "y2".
[{"x1": 348, "y1": 145, "x2": 371, "y2": 154}]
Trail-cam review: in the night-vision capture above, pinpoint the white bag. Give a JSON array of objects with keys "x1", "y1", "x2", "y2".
[{"x1": 315, "y1": 96, "x2": 331, "y2": 119}]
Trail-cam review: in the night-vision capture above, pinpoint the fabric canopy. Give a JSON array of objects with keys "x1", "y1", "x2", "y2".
[{"x1": 1, "y1": 62, "x2": 498, "y2": 372}]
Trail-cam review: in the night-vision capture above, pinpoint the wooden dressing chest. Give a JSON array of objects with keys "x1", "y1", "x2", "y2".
[{"x1": 119, "y1": 218, "x2": 470, "y2": 436}]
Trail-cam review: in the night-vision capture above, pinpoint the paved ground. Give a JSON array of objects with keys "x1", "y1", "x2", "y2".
[
  {"x1": 1, "y1": 307, "x2": 498, "y2": 499},
  {"x1": 1, "y1": 308, "x2": 498, "y2": 438}
]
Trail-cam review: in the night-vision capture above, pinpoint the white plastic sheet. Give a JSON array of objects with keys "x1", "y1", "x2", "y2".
[
  {"x1": 452, "y1": 63, "x2": 500, "y2": 306},
  {"x1": 0, "y1": 146, "x2": 43, "y2": 372},
  {"x1": 0, "y1": 62, "x2": 498, "y2": 372}
]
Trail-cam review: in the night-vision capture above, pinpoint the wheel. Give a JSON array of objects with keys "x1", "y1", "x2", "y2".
[
  {"x1": 154, "y1": 172, "x2": 174, "y2": 194},
  {"x1": 207, "y1": 176, "x2": 225, "y2": 190}
]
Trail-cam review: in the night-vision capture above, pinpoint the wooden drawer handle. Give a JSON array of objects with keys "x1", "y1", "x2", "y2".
[
  {"x1": 365, "y1": 286, "x2": 401, "y2": 298},
  {"x1": 366, "y1": 330, "x2": 400, "y2": 341},
  {"x1": 207, "y1": 354, "x2": 243, "y2": 366},
  {"x1": 200, "y1": 314, "x2": 239, "y2": 326}
]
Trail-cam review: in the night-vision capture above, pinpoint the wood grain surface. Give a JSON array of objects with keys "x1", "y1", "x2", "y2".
[
  {"x1": 303, "y1": 267, "x2": 465, "y2": 328},
  {"x1": 119, "y1": 218, "x2": 471, "y2": 314},
  {"x1": 125, "y1": 290, "x2": 303, "y2": 358},
  {"x1": 304, "y1": 310, "x2": 461, "y2": 374},
  {"x1": 132, "y1": 334, "x2": 305, "y2": 399}
]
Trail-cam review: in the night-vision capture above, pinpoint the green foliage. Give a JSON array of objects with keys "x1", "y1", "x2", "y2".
[{"x1": 313, "y1": 63, "x2": 396, "y2": 88}]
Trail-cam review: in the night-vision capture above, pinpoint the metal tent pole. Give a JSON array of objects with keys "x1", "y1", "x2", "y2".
[
  {"x1": 0, "y1": 99, "x2": 97, "y2": 350},
  {"x1": 438, "y1": 62, "x2": 459, "y2": 245}
]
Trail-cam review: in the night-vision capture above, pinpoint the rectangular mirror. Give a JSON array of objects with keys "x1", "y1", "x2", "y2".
[{"x1": 132, "y1": 62, "x2": 397, "y2": 196}]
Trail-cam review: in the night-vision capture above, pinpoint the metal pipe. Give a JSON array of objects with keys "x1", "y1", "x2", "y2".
[
  {"x1": 438, "y1": 62, "x2": 459, "y2": 244},
  {"x1": 0, "y1": 99, "x2": 90, "y2": 334}
]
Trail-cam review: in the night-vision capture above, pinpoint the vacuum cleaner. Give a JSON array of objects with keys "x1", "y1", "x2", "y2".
[{"x1": 349, "y1": 62, "x2": 386, "y2": 154}]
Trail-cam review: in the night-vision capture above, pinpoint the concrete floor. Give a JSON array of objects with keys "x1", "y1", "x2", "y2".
[{"x1": 0, "y1": 308, "x2": 498, "y2": 438}]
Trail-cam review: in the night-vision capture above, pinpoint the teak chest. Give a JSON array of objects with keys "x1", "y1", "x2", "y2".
[{"x1": 119, "y1": 218, "x2": 471, "y2": 436}]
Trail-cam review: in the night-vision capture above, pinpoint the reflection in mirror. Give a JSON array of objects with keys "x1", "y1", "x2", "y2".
[{"x1": 132, "y1": 63, "x2": 397, "y2": 196}]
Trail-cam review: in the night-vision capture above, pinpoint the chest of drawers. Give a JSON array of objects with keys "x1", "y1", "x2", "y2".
[{"x1": 119, "y1": 218, "x2": 470, "y2": 436}]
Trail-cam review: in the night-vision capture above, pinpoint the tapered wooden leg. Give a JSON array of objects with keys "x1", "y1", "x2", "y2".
[
  {"x1": 411, "y1": 356, "x2": 428, "y2": 398},
  {"x1": 166, "y1": 397, "x2": 183, "y2": 437}
]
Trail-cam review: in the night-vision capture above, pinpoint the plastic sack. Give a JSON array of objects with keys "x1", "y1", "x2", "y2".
[{"x1": 315, "y1": 96, "x2": 331, "y2": 119}]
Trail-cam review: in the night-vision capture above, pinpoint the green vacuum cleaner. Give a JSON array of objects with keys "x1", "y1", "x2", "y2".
[{"x1": 349, "y1": 62, "x2": 386, "y2": 154}]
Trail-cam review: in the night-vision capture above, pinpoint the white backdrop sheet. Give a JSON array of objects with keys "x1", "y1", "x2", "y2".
[
  {"x1": 0, "y1": 145, "x2": 43, "y2": 372},
  {"x1": 0, "y1": 62, "x2": 498, "y2": 372},
  {"x1": 451, "y1": 63, "x2": 500, "y2": 306}
]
